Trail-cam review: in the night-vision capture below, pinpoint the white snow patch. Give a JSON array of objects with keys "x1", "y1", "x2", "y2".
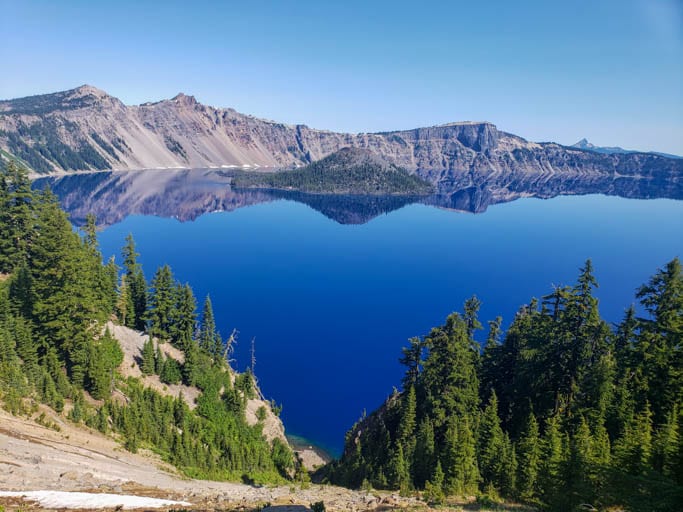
[{"x1": 0, "y1": 490, "x2": 191, "y2": 509}]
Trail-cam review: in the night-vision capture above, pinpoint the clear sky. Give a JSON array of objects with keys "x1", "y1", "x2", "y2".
[{"x1": 1, "y1": 0, "x2": 682, "y2": 154}]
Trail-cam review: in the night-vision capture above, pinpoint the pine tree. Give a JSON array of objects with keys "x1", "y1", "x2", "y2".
[
  {"x1": 423, "y1": 460, "x2": 445, "y2": 504},
  {"x1": 171, "y1": 283, "x2": 196, "y2": 350},
  {"x1": 516, "y1": 411, "x2": 541, "y2": 500},
  {"x1": 443, "y1": 415, "x2": 479, "y2": 496},
  {"x1": 420, "y1": 311, "x2": 480, "y2": 429},
  {"x1": 653, "y1": 405, "x2": 680, "y2": 478},
  {"x1": 478, "y1": 391, "x2": 505, "y2": 489},
  {"x1": 87, "y1": 328, "x2": 123, "y2": 399},
  {"x1": 500, "y1": 433, "x2": 518, "y2": 498},
  {"x1": 122, "y1": 234, "x2": 147, "y2": 330},
  {"x1": 463, "y1": 295, "x2": 483, "y2": 342},
  {"x1": 117, "y1": 273, "x2": 134, "y2": 327},
  {"x1": 200, "y1": 294, "x2": 217, "y2": 351},
  {"x1": 141, "y1": 339, "x2": 155, "y2": 375},
  {"x1": 538, "y1": 414, "x2": 565, "y2": 507},
  {"x1": 480, "y1": 316, "x2": 502, "y2": 399},
  {"x1": 614, "y1": 402, "x2": 653, "y2": 475},
  {"x1": 399, "y1": 337, "x2": 424, "y2": 389},
  {"x1": 148, "y1": 265, "x2": 175, "y2": 341},
  {"x1": 412, "y1": 417, "x2": 435, "y2": 488},
  {"x1": 635, "y1": 258, "x2": 682, "y2": 425},
  {"x1": 182, "y1": 339, "x2": 199, "y2": 386},
  {"x1": 160, "y1": 356, "x2": 182, "y2": 385},
  {"x1": 591, "y1": 421, "x2": 611, "y2": 466},
  {"x1": 614, "y1": 305, "x2": 638, "y2": 370},
  {"x1": 29, "y1": 189, "x2": 102, "y2": 386},
  {"x1": 0, "y1": 161, "x2": 33, "y2": 273},
  {"x1": 397, "y1": 385, "x2": 417, "y2": 460},
  {"x1": 564, "y1": 417, "x2": 596, "y2": 508},
  {"x1": 154, "y1": 344, "x2": 165, "y2": 375},
  {"x1": 386, "y1": 443, "x2": 410, "y2": 491}
]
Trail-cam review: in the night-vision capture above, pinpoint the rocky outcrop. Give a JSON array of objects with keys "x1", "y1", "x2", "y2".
[
  {"x1": 107, "y1": 320, "x2": 287, "y2": 445},
  {"x1": 4, "y1": 85, "x2": 681, "y2": 183}
]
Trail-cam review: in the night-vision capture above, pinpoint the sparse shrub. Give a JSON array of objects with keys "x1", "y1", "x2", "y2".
[
  {"x1": 256, "y1": 405, "x2": 267, "y2": 421},
  {"x1": 310, "y1": 501, "x2": 325, "y2": 512}
]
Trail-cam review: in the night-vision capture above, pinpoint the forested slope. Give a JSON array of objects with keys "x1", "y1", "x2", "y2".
[
  {"x1": 232, "y1": 147, "x2": 434, "y2": 195},
  {"x1": 324, "y1": 260, "x2": 683, "y2": 511},
  {"x1": 0, "y1": 161, "x2": 298, "y2": 484}
]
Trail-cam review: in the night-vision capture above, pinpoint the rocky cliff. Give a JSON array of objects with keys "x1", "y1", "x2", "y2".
[{"x1": 2, "y1": 85, "x2": 681, "y2": 184}]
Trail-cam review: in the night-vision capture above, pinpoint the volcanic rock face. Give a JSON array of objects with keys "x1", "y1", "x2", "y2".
[{"x1": 1, "y1": 85, "x2": 682, "y2": 185}]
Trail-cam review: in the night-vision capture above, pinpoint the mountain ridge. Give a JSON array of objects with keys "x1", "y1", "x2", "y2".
[
  {"x1": 571, "y1": 137, "x2": 682, "y2": 159},
  {"x1": 1, "y1": 86, "x2": 681, "y2": 186}
]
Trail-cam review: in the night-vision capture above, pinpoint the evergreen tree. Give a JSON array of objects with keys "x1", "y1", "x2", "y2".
[
  {"x1": 0, "y1": 161, "x2": 33, "y2": 273},
  {"x1": 160, "y1": 356, "x2": 182, "y2": 385},
  {"x1": 480, "y1": 316, "x2": 502, "y2": 399},
  {"x1": 614, "y1": 402, "x2": 653, "y2": 476},
  {"x1": 28, "y1": 189, "x2": 103, "y2": 386},
  {"x1": 397, "y1": 385, "x2": 417, "y2": 460},
  {"x1": 423, "y1": 460, "x2": 445, "y2": 505},
  {"x1": 652, "y1": 405, "x2": 680, "y2": 479},
  {"x1": 463, "y1": 295, "x2": 483, "y2": 342},
  {"x1": 171, "y1": 283, "x2": 196, "y2": 350},
  {"x1": 117, "y1": 273, "x2": 134, "y2": 327},
  {"x1": 478, "y1": 391, "x2": 505, "y2": 489},
  {"x1": 564, "y1": 417, "x2": 596, "y2": 508},
  {"x1": 539, "y1": 414, "x2": 565, "y2": 507},
  {"x1": 386, "y1": 443, "x2": 409, "y2": 491},
  {"x1": 87, "y1": 328, "x2": 123, "y2": 399},
  {"x1": 634, "y1": 258, "x2": 682, "y2": 425},
  {"x1": 516, "y1": 411, "x2": 541, "y2": 500},
  {"x1": 148, "y1": 265, "x2": 175, "y2": 341},
  {"x1": 122, "y1": 234, "x2": 147, "y2": 330},
  {"x1": 420, "y1": 311, "x2": 480, "y2": 429},
  {"x1": 443, "y1": 415, "x2": 479, "y2": 496},
  {"x1": 200, "y1": 295, "x2": 217, "y2": 351},
  {"x1": 154, "y1": 343, "x2": 165, "y2": 375},
  {"x1": 412, "y1": 417, "x2": 435, "y2": 488},
  {"x1": 399, "y1": 336, "x2": 424, "y2": 389},
  {"x1": 500, "y1": 433, "x2": 518, "y2": 498},
  {"x1": 141, "y1": 339, "x2": 155, "y2": 375}
]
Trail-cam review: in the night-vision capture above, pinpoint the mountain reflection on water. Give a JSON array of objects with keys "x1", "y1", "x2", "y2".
[{"x1": 33, "y1": 168, "x2": 683, "y2": 227}]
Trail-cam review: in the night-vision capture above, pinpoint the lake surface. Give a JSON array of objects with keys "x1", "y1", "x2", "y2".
[{"x1": 36, "y1": 171, "x2": 683, "y2": 454}]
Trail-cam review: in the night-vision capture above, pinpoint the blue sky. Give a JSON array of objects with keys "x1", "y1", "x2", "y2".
[{"x1": 1, "y1": 0, "x2": 682, "y2": 153}]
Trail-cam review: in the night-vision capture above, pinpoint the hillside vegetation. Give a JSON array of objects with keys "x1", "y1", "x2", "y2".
[
  {"x1": 233, "y1": 148, "x2": 434, "y2": 195},
  {"x1": 0, "y1": 161, "x2": 299, "y2": 484},
  {"x1": 324, "y1": 259, "x2": 683, "y2": 511}
]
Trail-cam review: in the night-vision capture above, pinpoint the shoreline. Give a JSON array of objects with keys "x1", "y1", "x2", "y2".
[
  {"x1": 27, "y1": 165, "x2": 283, "y2": 181},
  {"x1": 286, "y1": 434, "x2": 336, "y2": 470}
]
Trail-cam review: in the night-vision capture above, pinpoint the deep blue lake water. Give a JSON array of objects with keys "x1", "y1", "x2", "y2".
[{"x1": 86, "y1": 193, "x2": 683, "y2": 454}]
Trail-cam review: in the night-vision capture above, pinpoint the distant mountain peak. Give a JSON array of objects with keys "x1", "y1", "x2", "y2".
[
  {"x1": 570, "y1": 139, "x2": 681, "y2": 159},
  {"x1": 71, "y1": 84, "x2": 109, "y2": 97},
  {"x1": 573, "y1": 138, "x2": 594, "y2": 148},
  {"x1": 171, "y1": 92, "x2": 198, "y2": 106}
]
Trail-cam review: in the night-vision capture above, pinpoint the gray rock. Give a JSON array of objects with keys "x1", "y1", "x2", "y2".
[{"x1": 2, "y1": 86, "x2": 679, "y2": 184}]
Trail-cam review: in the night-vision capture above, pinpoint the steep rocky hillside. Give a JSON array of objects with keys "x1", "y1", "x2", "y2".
[
  {"x1": 107, "y1": 322, "x2": 287, "y2": 445},
  {"x1": 2, "y1": 85, "x2": 681, "y2": 183}
]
